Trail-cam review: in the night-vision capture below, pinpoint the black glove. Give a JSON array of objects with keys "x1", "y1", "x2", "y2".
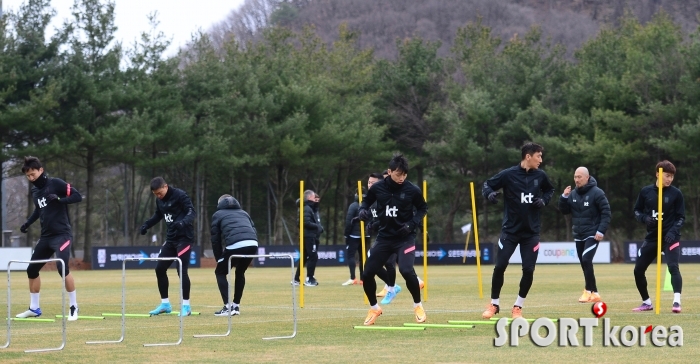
[
  {"x1": 358, "y1": 209, "x2": 372, "y2": 222},
  {"x1": 533, "y1": 198, "x2": 545, "y2": 209},
  {"x1": 397, "y1": 222, "x2": 413, "y2": 237},
  {"x1": 20, "y1": 223, "x2": 29, "y2": 233},
  {"x1": 644, "y1": 216, "x2": 656, "y2": 227},
  {"x1": 139, "y1": 224, "x2": 148, "y2": 235},
  {"x1": 664, "y1": 233, "x2": 675, "y2": 245},
  {"x1": 487, "y1": 191, "x2": 499, "y2": 204},
  {"x1": 46, "y1": 194, "x2": 59, "y2": 203}
]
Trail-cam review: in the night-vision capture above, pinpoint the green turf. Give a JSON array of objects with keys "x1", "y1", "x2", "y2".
[{"x1": 0, "y1": 264, "x2": 697, "y2": 363}]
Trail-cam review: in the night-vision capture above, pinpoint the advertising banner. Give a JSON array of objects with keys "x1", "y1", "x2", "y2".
[
  {"x1": 0, "y1": 247, "x2": 33, "y2": 270},
  {"x1": 91, "y1": 246, "x2": 201, "y2": 270},
  {"x1": 624, "y1": 241, "x2": 700, "y2": 263},
  {"x1": 508, "y1": 241, "x2": 611, "y2": 264}
]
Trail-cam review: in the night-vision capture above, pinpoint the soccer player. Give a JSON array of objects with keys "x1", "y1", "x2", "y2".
[
  {"x1": 357, "y1": 154, "x2": 428, "y2": 325},
  {"x1": 140, "y1": 177, "x2": 196, "y2": 316},
  {"x1": 343, "y1": 191, "x2": 369, "y2": 286},
  {"x1": 16, "y1": 156, "x2": 83, "y2": 321},
  {"x1": 481, "y1": 142, "x2": 555, "y2": 319},
  {"x1": 210, "y1": 195, "x2": 258, "y2": 316},
  {"x1": 632, "y1": 160, "x2": 685, "y2": 313},
  {"x1": 558, "y1": 167, "x2": 611, "y2": 303}
]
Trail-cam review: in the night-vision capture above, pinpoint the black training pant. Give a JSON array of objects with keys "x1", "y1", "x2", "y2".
[
  {"x1": 634, "y1": 239, "x2": 682, "y2": 300},
  {"x1": 346, "y1": 237, "x2": 365, "y2": 280},
  {"x1": 155, "y1": 240, "x2": 192, "y2": 300},
  {"x1": 294, "y1": 238, "x2": 318, "y2": 281},
  {"x1": 215, "y1": 245, "x2": 257, "y2": 305},
  {"x1": 491, "y1": 233, "x2": 539, "y2": 299},
  {"x1": 27, "y1": 234, "x2": 72, "y2": 279},
  {"x1": 362, "y1": 238, "x2": 420, "y2": 306},
  {"x1": 576, "y1": 238, "x2": 599, "y2": 292}
]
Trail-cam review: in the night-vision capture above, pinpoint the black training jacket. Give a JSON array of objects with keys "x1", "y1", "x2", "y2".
[
  {"x1": 633, "y1": 184, "x2": 685, "y2": 243},
  {"x1": 558, "y1": 176, "x2": 611, "y2": 241},
  {"x1": 345, "y1": 194, "x2": 370, "y2": 238},
  {"x1": 25, "y1": 173, "x2": 82, "y2": 237},
  {"x1": 482, "y1": 165, "x2": 555, "y2": 237},
  {"x1": 359, "y1": 176, "x2": 427, "y2": 242},
  {"x1": 143, "y1": 187, "x2": 196, "y2": 242},
  {"x1": 210, "y1": 196, "x2": 258, "y2": 261}
]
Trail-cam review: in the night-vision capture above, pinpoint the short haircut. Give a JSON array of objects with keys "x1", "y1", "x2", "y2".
[
  {"x1": 388, "y1": 154, "x2": 409, "y2": 174},
  {"x1": 218, "y1": 194, "x2": 232, "y2": 204},
  {"x1": 656, "y1": 160, "x2": 676, "y2": 175},
  {"x1": 21, "y1": 156, "x2": 42, "y2": 173},
  {"x1": 304, "y1": 190, "x2": 315, "y2": 200},
  {"x1": 369, "y1": 172, "x2": 384, "y2": 179},
  {"x1": 150, "y1": 177, "x2": 167, "y2": 191},
  {"x1": 521, "y1": 142, "x2": 544, "y2": 160}
]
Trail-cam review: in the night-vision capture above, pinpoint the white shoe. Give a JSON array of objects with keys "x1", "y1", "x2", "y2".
[
  {"x1": 68, "y1": 305, "x2": 79, "y2": 321},
  {"x1": 16, "y1": 307, "x2": 42, "y2": 318},
  {"x1": 342, "y1": 279, "x2": 357, "y2": 286}
]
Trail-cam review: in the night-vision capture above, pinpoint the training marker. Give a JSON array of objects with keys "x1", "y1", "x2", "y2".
[
  {"x1": 354, "y1": 326, "x2": 425, "y2": 330},
  {"x1": 404, "y1": 323, "x2": 474, "y2": 328},
  {"x1": 56, "y1": 315, "x2": 105, "y2": 320}
]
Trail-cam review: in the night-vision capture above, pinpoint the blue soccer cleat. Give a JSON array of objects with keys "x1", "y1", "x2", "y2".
[
  {"x1": 179, "y1": 304, "x2": 191, "y2": 317},
  {"x1": 380, "y1": 284, "x2": 402, "y2": 305},
  {"x1": 149, "y1": 302, "x2": 172, "y2": 316},
  {"x1": 16, "y1": 307, "x2": 42, "y2": 318}
]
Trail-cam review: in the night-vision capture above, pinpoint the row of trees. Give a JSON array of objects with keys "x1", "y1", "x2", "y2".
[{"x1": 3, "y1": 0, "x2": 700, "y2": 261}]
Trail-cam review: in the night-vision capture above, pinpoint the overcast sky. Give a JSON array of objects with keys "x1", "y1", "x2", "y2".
[{"x1": 3, "y1": 0, "x2": 245, "y2": 55}]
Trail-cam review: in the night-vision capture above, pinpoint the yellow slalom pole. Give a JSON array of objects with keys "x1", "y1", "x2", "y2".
[
  {"x1": 462, "y1": 230, "x2": 471, "y2": 264},
  {"x1": 423, "y1": 180, "x2": 428, "y2": 302},
  {"x1": 655, "y1": 169, "x2": 663, "y2": 315},
  {"x1": 470, "y1": 182, "x2": 483, "y2": 299},
  {"x1": 358, "y1": 181, "x2": 368, "y2": 304},
  {"x1": 299, "y1": 181, "x2": 305, "y2": 308}
]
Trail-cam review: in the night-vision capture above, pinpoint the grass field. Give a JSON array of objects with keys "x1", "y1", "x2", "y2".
[{"x1": 0, "y1": 263, "x2": 698, "y2": 363}]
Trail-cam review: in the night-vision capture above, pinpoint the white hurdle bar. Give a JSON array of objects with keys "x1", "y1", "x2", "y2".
[
  {"x1": 193, "y1": 253, "x2": 297, "y2": 340},
  {"x1": 86, "y1": 257, "x2": 183, "y2": 347},
  {"x1": 1, "y1": 259, "x2": 66, "y2": 353}
]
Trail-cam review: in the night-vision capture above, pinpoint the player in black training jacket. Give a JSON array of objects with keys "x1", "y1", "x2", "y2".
[
  {"x1": 16, "y1": 156, "x2": 83, "y2": 321},
  {"x1": 357, "y1": 154, "x2": 428, "y2": 325},
  {"x1": 140, "y1": 177, "x2": 197, "y2": 317},
  {"x1": 632, "y1": 160, "x2": 685, "y2": 313},
  {"x1": 481, "y1": 143, "x2": 555, "y2": 320}
]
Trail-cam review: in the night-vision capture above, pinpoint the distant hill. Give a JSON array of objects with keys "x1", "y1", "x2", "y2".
[{"x1": 275, "y1": 0, "x2": 699, "y2": 58}]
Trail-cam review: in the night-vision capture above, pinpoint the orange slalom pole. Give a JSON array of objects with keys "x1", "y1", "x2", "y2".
[
  {"x1": 422, "y1": 180, "x2": 428, "y2": 301},
  {"x1": 358, "y1": 181, "x2": 368, "y2": 304},
  {"x1": 470, "y1": 182, "x2": 483, "y2": 299},
  {"x1": 655, "y1": 169, "x2": 663, "y2": 315},
  {"x1": 299, "y1": 181, "x2": 305, "y2": 308}
]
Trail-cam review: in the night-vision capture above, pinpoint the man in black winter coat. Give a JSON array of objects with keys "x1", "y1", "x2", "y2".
[
  {"x1": 140, "y1": 177, "x2": 197, "y2": 317},
  {"x1": 210, "y1": 195, "x2": 258, "y2": 316},
  {"x1": 558, "y1": 167, "x2": 611, "y2": 304},
  {"x1": 294, "y1": 190, "x2": 321, "y2": 286},
  {"x1": 343, "y1": 192, "x2": 370, "y2": 285}
]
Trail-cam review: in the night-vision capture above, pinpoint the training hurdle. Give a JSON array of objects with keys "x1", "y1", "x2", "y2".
[
  {"x1": 1, "y1": 259, "x2": 66, "y2": 353},
  {"x1": 86, "y1": 257, "x2": 184, "y2": 347},
  {"x1": 194, "y1": 254, "x2": 297, "y2": 340}
]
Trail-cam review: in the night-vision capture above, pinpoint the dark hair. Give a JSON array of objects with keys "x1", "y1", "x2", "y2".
[
  {"x1": 150, "y1": 177, "x2": 167, "y2": 191},
  {"x1": 656, "y1": 160, "x2": 676, "y2": 175},
  {"x1": 388, "y1": 154, "x2": 409, "y2": 174},
  {"x1": 521, "y1": 142, "x2": 544, "y2": 160},
  {"x1": 21, "y1": 156, "x2": 42, "y2": 173},
  {"x1": 369, "y1": 172, "x2": 384, "y2": 179}
]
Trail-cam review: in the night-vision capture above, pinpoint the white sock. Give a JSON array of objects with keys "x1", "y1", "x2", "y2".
[
  {"x1": 384, "y1": 284, "x2": 389, "y2": 290},
  {"x1": 514, "y1": 296, "x2": 525, "y2": 307},
  {"x1": 68, "y1": 290, "x2": 77, "y2": 307},
  {"x1": 674, "y1": 293, "x2": 681, "y2": 304},
  {"x1": 491, "y1": 298, "x2": 499, "y2": 306},
  {"x1": 586, "y1": 290, "x2": 592, "y2": 294},
  {"x1": 413, "y1": 302, "x2": 422, "y2": 308},
  {"x1": 371, "y1": 304, "x2": 380, "y2": 310},
  {"x1": 183, "y1": 299, "x2": 190, "y2": 306},
  {"x1": 30, "y1": 293, "x2": 40, "y2": 310},
  {"x1": 161, "y1": 298, "x2": 170, "y2": 304},
  {"x1": 232, "y1": 303, "x2": 239, "y2": 309},
  {"x1": 643, "y1": 298, "x2": 652, "y2": 305},
  {"x1": 387, "y1": 286, "x2": 395, "y2": 293}
]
